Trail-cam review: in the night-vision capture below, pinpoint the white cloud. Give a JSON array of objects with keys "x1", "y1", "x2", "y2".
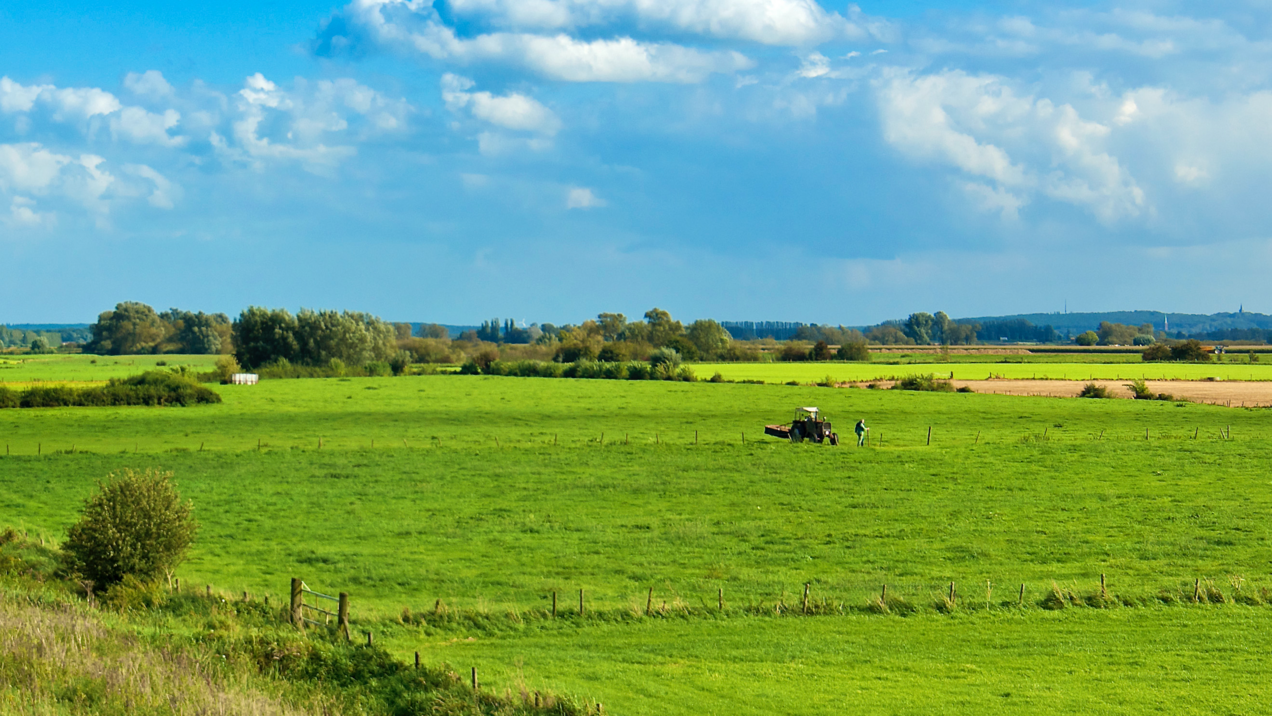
[
  {"x1": 442, "y1": 74, "x2": 561, "y2": 135},
  {"x1": 442, "y1": 0, "x2": 884, "y2": 46},
  {"x1": 877, "y1": 69, "x2": 1145, "y2": 222},
  {"x1": 216, "y1": 73, "x2": 409, "y2": 174},
  {"x1": 123, "y1": 164, "x2": 180, "y2": 209},
  {"x1": 7, "y1": 196, "x2": 52, "y2": 228},
  {"x1": 476, "y1": 131, "x2": 553, "y2": 155},
  {"x1": 111, "y1": 107, "x2": 185, "y2": 147},
  {"x1": 566, "y1": 186, "x2": 605, "y2": 208},
  {"x1": 0, "y1": 143, "x2": 70, "y2": 192},
  {"x1": 123, "y1": 70, "x2": 174, "y2": 100},
  {"x1": 0, "y1": 77, "x2": 121, "y2": 121},
  {"x1": 797, "y1": 52, "x2": 830, "y2": 79},
  {"x1": 326, "y1": 0, "x2": 755, "y2": 82}
]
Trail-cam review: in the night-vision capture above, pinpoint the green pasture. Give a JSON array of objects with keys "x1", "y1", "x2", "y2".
[
  {"x1": 3, "y1": 373, "x2": 1272, "y2": 714},
  {"x1": 0, "y1": 353, "x2": 220, "y2": 385},
  {"x1": 699, "y1": 360, "x2": 1272, "y2": 383}
]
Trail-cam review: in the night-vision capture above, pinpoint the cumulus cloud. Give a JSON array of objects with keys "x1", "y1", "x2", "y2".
[
  {"x1": 123, "y1": 70, "x2": 174, "y2": 100},
  {"x1": 566, "y1": 186, "x2": 605, "y2": 208},
  {"x1": 442, "y1": 74, "x2": 561, "y2": 135},
  {"x1": 7, "y1": 196, "x2": 53, "y2": 228},
  {"x1": 442, "y1": 0, "x2": 885, "y2": 46},
  {"x1": 317, "y1": 0, "x2": 756, "y2": 82},
  {"x1": 877, "y1": 69, "x2": 1145, "y2": 223},
  {"x1": 214, "y1": 72, "x2": 410, "y2": 174},
  {"x1": 110, "y1": 107, "x2": 185, "y2": 147}
]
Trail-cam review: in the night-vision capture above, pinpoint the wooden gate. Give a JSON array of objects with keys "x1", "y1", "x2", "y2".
[{"x1": 290, "y1": 577, "x2": 350, "y2": 638}]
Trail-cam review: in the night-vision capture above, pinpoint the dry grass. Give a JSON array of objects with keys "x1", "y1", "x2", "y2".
[{"x1": 0, "y1": 588, "x2": 340, "y2": 716}]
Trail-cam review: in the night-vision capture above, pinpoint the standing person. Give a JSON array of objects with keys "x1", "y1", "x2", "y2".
[{"x1": 855, "y1": 418, "x2": 869, "y2": 447}]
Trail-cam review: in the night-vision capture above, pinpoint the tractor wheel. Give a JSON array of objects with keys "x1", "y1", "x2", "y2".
[
  {"x1": 789, "y1": 427, "x2": 803, "y2": 443},
  {"x1": 829, "y1": 433, "x2": 840, "y2": 446}
]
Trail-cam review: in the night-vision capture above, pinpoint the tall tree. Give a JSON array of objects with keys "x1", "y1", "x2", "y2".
[{"x1": 86, "y1": 302, "x2": 165, "y2": 355}]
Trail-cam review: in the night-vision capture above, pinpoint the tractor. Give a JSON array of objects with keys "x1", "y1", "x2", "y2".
[{"x1": 764, "y1": 407, "x2": 839, "y2": 445}]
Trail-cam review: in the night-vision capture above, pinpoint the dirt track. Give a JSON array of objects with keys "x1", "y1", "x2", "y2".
[{"x1": 945, "y1": 380, "x2": 1272, "y2": 407}]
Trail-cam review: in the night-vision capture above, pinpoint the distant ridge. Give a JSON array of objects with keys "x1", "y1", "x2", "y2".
[{"x1": 957, "y1": 311, "x2": 1272, "y2": 336}]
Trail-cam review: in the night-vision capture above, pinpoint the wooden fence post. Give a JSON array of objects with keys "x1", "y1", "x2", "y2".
[
  {"x1": 1018, "y1": 583, "x2": 1025, "y2": 607},
  {"x1": 290, "y1": 578, "x2": 303, "y2": 629},
  {"x1": 975, "y1": 431, "x2": 980, "y2": 444},
  {"x1": 552, "y1": 591, "x2": 557, "y2": 618},
  {"x1": 366, "y1": 631, "x2": 373, "y2": 648},
  {"x1": 948, "y1": 582, "x2": 956, "y2": 606},
  {"x1": 472, "y1": 667, "x2": 478, "y2": 690},
  {"x1": 646, "y1": 587, "x2": 653, "y2": 616},
  {"x1": 926, "y1": 427, "x2": 931, "y2": 446},
  {"x1": 695, "y1": 430, "x2": 699, "y2": 445},
  {"x1": 338, "y1": 592, "x2": 350, "y2": 640},
  {"x1": 802, "y1": 583, "x2": 810, "y2": 614},
  {"x1": 415, "y1": 652, "x2": 420, "y2": 669},
  {"x1": 718, "y1": 587, "x2": 724, "y2": 611},
  {"x1": 579, "y1": 588, "x2": 585, "y2": 616},
  {"x1": 1100, "y1": 574, "x2": 1107, "y2": 598}
]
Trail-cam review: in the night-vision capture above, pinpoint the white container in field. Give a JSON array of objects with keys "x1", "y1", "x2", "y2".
[{"x1": 230, "y1": 373, "x2": 259, "y2": 385}]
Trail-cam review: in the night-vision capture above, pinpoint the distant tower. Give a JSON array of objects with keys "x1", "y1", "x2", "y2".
[
  {"x1": 1240, "y1": 304, "x2": 1244, "y2": 314},
  {"x1": 1164, "y1": 315, "x2": 1169, "y2": 333}
]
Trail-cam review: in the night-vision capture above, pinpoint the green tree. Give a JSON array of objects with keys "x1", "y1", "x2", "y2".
[
  {"x1": 61, "y1": 468, "x2": 198, "y2": 587},
  {"x1": 233, "y1": 307, "x2": 299, "y2": 369},
  {"x1": 1075, "y1": 331, "x2": 1099, "y2": 346},
  {"x1": 295, "y1": 309, "x2": 396, "y2": 366},
  {"x1": 810, "y1": 340, "x2": 832, "y2": 361},
  {"x1": 933, "y1": 312, "x2": 953, "y2": 344},
  {"x1": 685, "y1": 319, "x2": 731, "y2": 359},
  {"x1": 644, "y1": 308, "x2": 684, "y2": 347},
  {"x1": 867, "y1": 324, "x2": 914, "y2": 345},
  {"x1": 904, "y1": 313, "x2": 935, "y2": 344},
  {"x1": 29, "y1": 336, "x2": 51, "y2": 353},
  {"x1": 415, "y1": 323, "x2": 450, "y2": 340},
  {"x1": 87, "y1": 302, "x2": 166, "y2": 355},
  {"x1": 597, "y1": 313, "x2": 628, "y2": 341}
]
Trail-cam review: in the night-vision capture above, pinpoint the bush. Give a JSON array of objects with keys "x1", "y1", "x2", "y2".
[
  {"x1": 649, "y1": 347, "x2": 682, "y2": 372},
  {"x1": 662, "y1": 335, "x2": 699, "y2": 361},
  {"x1": 836, "y1": 341, "x2": 870, "y2": 362},
  {"x1": 388, "y1": 350, "x2": 411, "y2": 376},
  {"x1": 61, "y1": 468, "x2": 198, "y2": 587},
  {"x1": 1141, "y1": 344, "x2": 1171, "y2": 362},
  {"x1": 893, "y1": 374, "x2": 955, "y2": 392},
  {"x1": 1, "y1": 371, "x2": 221, "y2": 409},
  {"x1": 779, "y1": 342, "x2": 810, "y2": 362},
  {"x1": 212, "y1": 354, "x2": 241, "y2": 383},
  {"x1": 597, "y1": 344, "x2": 628, "y2": 362},
  {"x1": 1171, "y1": 339, "x2": 1211, "y2": 362},
  {"x1": 555, "y1": 343, "x2": 597, "y2": 363},
  {"x1": 1078, "y1": 383, "x2": 1110, "y2": 399},
  {"x1": 364, "y1": 361, "x2": 392, "y2": 377},
  {"x1": 1075, "y1": 331, "x2": 1098, "y2": 346},
  {"x1": 724, "y1": 344, "x2": 761, "y2": 362},
  {"x1": 809, "y1": 341, "x2": 832, "y2": 361}
]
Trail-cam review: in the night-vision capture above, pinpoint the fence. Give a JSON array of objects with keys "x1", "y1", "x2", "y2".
[{"x1": 290, "y1": 577, "x2": 350, "y2": 639}]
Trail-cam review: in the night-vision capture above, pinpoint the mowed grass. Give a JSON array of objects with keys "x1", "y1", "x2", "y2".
[
  {"x1": 3, "y1": 373, "x2": 1272, "y2": 714},
  {"x1": 699, "y1": 360, "x2": 1272, "y2": 383}
]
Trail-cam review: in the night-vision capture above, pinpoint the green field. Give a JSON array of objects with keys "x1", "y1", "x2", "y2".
[
  {"x1": 0, "y1": 353, "x2": 220, "y2": 384},
  {"x1": 3, "y1": 364, "x2": 1271, "y2": 714},
  {"x1": 699, "y1": 360, "x2": 1272, "y2": 383}
]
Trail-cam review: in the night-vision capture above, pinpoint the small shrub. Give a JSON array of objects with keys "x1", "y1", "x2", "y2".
[
  {"x1": 810, "y1": 341, "x2": 832, "y2": 361},
  {"x1": 1141, "y1": 344, "x2": 1171, "y2": 362},
  {"x1": 61, "y1": 468, "x2": 198, "y2": 588},
  {"x1": 819, "y1": 375, "x2": 836, "y2": 388},
  {"x1": 956, "y1": 385, "x2": 974, "y2": 393},
  {"x1": 649, "y1": 347, "x2": 682, "y2": 371},
  {"x1": 472, "y1": 348, "x2": 499, "y2": 373},
  {"x1": 893, "y1": 374, "x2": 955, "y2": 392},
  {"x1": 836, "y1": 341, "x2": 870, "y2": 362},
  {"x1": 213, "y1": 354, "x2": 242, "y2": 383},
  {"x1": 1040, "y1": 582, "x2": 1072, "y2": 610},
  {"x1": 1126, "y1": 378, "x2": 1154, "y2": 400},
  {"x1": 709, "y1": 371, "x2": 725, "y2": 383},
  {"x1": 154, "y1": 360, "x2": 168, "y2": 366},
  {"x1": 1171, "y1": 339, "x2": 1211, "y2": 362},
  {"x1": 458, "y1": 359, "x2": 481, "y2": 375},
  {"x1": 388, "y1": 350, "x2": 412, "y2": 376},
  {"x1": 1078, "y1": 383, "x2": 1110, "y2": 399}
]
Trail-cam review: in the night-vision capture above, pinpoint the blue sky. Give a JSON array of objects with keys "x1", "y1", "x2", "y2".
[{"x1": 2, "y1": 0, "x2": 1271, "y2": 325}]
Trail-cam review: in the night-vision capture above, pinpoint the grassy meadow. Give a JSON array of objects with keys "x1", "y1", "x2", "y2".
[
  {"x1": 0, "y1": 353, "x2": 221, "y2": 385},
  {"x1": 3, "y1": 357, "x2": 1272, "y2": 714},
  {"x1": 699, "y1": 360, "x2": 1272, "y2": 383}
]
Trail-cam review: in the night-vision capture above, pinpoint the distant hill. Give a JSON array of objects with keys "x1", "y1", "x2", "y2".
[{"x1": 956, "y1": 311, "x2": 1272, "y2": 336}]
